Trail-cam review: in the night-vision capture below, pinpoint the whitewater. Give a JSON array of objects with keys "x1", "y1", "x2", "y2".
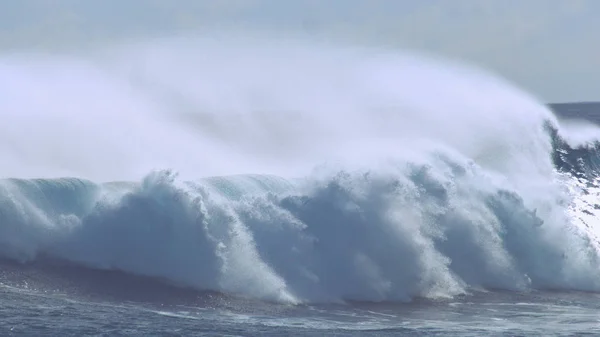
[{"x1": 2, "y1": 35, "x2": 600, "y2": 336}]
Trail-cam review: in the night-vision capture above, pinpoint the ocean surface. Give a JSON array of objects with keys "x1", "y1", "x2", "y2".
[{"x1": 2, "y1": 37, "x2": 600, "y2": 336}]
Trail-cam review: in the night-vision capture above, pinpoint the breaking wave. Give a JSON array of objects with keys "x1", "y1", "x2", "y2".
[{"x1": 2, "y1": 35, "x2": 600, "y2": 304}]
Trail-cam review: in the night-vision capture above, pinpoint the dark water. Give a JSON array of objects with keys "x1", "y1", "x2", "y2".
[
  {"x1": 2, "y1": 258, "x2": 600, "y2": 336},
  {"x1": 550, "y1": 102, "x2": 600, "y2": 125},
  {"x1": 2, "y1": 281, "x2": 600, "y2": 336}
]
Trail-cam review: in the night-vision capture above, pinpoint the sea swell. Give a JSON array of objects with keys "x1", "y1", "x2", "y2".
[{"x1": 2, "y1": 35, "x2": 600, "y2": 304}]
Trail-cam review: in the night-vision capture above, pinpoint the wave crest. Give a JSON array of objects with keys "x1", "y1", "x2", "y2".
[{"x1": 2, "y1": 143, "x2": 600, "y2": 304}]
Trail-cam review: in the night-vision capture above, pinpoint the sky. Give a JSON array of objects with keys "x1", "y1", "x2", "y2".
[{"x1": 1, "y1": 0, "x2": 598, "y2": 102}]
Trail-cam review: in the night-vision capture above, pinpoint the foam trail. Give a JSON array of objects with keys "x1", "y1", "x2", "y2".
[{"x1": 1, "y1": 35, "x2": 600, "y2": 304}]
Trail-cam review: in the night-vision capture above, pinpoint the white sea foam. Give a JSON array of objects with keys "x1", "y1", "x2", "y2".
[{"x1": 1, "y1": 34, "x2": 600, "y2": 303}]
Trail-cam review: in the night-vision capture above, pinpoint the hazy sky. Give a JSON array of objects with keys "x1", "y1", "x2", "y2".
[{"x1": 1, "y1": 0, "x2": 598, "y2": 102}]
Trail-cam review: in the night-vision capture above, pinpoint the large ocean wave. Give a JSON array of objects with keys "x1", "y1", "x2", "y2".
[{"x1": 1, "y1": 35, "x2": 600, "y2": 304}]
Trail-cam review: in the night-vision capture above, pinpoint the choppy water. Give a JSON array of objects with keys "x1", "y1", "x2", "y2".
[{"x1": 3, "y1": 278, "x2": 600, "y2": 336}]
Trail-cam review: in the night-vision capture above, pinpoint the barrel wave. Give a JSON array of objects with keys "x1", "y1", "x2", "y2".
[{"x1": 1, "y1": 35, "x2": 600, "y2": 304}]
